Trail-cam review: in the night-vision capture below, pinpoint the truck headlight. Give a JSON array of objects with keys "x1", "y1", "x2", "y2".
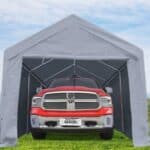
[
  {"x1": 100, "y1": 97, "x2": 112, "y2": 107},
  {"x1": 32, "y1": 97, "x2": 42, "y2": 107}
]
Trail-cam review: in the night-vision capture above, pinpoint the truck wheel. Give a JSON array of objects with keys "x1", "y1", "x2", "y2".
[
  {"x1": 99, "y1": 128, "x2": 113, "y2": 140},
  {"x1": 31, "y1": 130, "x2": 47, "y2": 140}
]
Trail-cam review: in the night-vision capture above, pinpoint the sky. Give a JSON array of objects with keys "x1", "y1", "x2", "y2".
[{"x1": 0, "y1": 0, "x2": 150, "y2": 96}]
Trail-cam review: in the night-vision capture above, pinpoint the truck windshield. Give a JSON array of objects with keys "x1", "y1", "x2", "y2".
[{"x1": 50, "y1": 78, "x2": 98, "y2": 88}]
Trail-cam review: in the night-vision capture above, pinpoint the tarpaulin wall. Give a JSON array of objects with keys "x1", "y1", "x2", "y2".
[
  {"x1": 18, "y1": 67, "x2": 41, "y2": 136},
  {"x1": 105, "y1": 64, "x2": 131, "y2": 137}
]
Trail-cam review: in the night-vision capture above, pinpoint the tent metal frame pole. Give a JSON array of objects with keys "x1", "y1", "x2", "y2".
[
  {"x1": 26, "y1": 72, "x2": 31, "y2": 133},
  {"x1": 102, "y1": 71, "x2": 118, "y2": 87},
  {"x1": 30, "y1": 58, "x2": 54, "y2": 72},
  {"x1": 103, "y1": 63, "x2": 126, "y2": 86},
  {"x1": 73, "y1": 59, "x2": 76, "y2": 74},
  {"x1": 97, "y1": 60, "x2": 119, "y2": 71},
  {"x1": 44, "y1": 64, "x2": 74, "y2": 82},
  {"x1": 118, "y1": 71, "x2": 124, "y2": 132},
  {"x1": 99, "y1": 61, "x2": 126, "y2": 132},
  {"x1": 77, "y1": 65, "x2": 106, "y2": 82},
  {"x1": 41, "y1": 57, "x2": 45, "y2": 64},
  {"x1": 23, "y1": 63, "x2": 47, "y2": 88}
]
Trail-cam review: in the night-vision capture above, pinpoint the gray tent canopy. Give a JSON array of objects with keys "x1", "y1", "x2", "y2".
[{"x1": 0, "y1": 15, "x2": 149, "y2": 147}]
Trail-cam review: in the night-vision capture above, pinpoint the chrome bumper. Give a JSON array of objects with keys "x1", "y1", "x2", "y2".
[{"x1": 31, "y1": 115, "x2": 113, "y2": 129}]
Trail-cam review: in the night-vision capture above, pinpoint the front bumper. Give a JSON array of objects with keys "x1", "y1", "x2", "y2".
[{"x1": 31, "y1": 115, "x2": 113, "y2": 130}]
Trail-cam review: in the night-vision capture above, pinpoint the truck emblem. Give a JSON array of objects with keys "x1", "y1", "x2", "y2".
[
  {"x1": 67, "y1": 93, "x2": 75, "y2": 103},
  {"x1": 68, "y1": 99, "x2": 74, "y2": 103}
]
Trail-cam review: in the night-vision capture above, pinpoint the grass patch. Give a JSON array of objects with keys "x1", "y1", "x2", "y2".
[{"x1": 1, "y1": 130, "x2": 150, "y2": 150}]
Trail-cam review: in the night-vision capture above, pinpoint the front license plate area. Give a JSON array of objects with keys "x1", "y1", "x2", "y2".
[{"x1": 60, "y1": 118, "x2": 81, "y2": 126}]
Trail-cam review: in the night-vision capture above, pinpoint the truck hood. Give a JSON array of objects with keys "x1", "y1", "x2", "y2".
[{"x1": 35, "y1": 86, "x2": 109, "y2": 97}]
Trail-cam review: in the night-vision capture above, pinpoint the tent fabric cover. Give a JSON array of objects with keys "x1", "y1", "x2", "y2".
[{"x1": 0, "y1": 15, "x2": 149, "y2": 147}]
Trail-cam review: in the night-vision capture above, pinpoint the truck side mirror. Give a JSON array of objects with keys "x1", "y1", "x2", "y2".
[
  {"x1": 36, "y1": 87, "x2": 42, "y2": 93},
  {"x1": 105, "y1": 87, "x2": 113, "y2": 94}
]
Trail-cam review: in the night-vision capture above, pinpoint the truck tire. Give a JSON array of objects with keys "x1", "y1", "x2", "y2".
[
  {"x1": 31, "y1": 130, "x2": 47, "y2": 140},
  {"x1": 99, "y1": 128, "x2": 113, "y2": 140}
]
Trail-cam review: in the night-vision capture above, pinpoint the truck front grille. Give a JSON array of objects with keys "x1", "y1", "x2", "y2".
[
  {"x1": 43, "y1": 102, "x2": 67, "y2": 109},
  {"x1": 42, "y1": 92, "x2": 100, "y2": 110},
  {"x1": 75, "y1": 102, "x2": 99, "y2": 109}
]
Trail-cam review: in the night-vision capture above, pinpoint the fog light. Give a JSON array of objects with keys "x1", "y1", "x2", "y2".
[
  {"x1": 45, "y1": 121, "x2": 57, "y2": 127},
  {"x1": 85, "y1": 121, "x2": 97, "y2": 127}
]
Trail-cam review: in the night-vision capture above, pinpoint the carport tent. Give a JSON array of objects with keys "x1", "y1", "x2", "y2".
[{"x1": 0, "y1": 15, "x2": 149, "y2": 147}]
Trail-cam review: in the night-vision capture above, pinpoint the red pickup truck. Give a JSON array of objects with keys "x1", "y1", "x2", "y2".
[{"x1": 30, "y1": 77, "x2": 113, "y2": 140}]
